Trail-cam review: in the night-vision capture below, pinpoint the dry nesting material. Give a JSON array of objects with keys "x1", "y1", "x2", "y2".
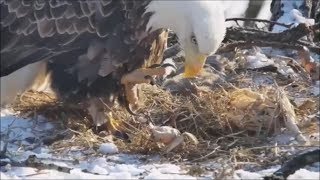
[
  {"x1": 9, "y1": 70, "x2": 319, "y2": 158},
  {"x1": 115, "y1": 127, "x2": 162, "y2": 154},
  {"x1": 136, "y1": 84, "x2": 279, "y2": 138},
  {"x1": 12, "y1": 91, "x2": 93, "y2": 132},
  {"x1": 115, "y1": 77, "x2": 318, "y2": 155}
]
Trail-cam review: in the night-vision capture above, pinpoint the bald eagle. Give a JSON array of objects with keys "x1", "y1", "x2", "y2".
[{"x1": 1, "y1": 0, "x2": 226, "y2": 132}]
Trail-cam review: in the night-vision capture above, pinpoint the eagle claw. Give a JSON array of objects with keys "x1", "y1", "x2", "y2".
[{"x1": 120, "y1": 67, "x2": 167, "y2": 113}]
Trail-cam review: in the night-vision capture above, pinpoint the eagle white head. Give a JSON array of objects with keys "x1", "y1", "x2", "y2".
[{"x1": 146, "y1": 1, "x2": 226, "y2": 77}]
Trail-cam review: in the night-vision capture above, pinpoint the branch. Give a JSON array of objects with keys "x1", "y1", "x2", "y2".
[
  {"x1": 219, "y1": 23, "x2": 320, "y2": 54},
  {"x1": 217, "y1": 41, "x2": 320, "y2": 54},
  {"x1": 225, "y1": 17, "x2": 294, "y2": 28},
  {"x1": 224, "y1": 23, "x2": 315, "y2": 44},
  {"x1": 164, "y1": 23, "x2": 319, "y2": 58},
  {"x1": 264, "y1": 148, "x2": 320, "y2": 180}
]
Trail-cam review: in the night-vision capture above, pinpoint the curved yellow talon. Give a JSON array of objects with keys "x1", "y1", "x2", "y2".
[{"x1": 106, "y1": 112, "x2": 121, "y2": 133}]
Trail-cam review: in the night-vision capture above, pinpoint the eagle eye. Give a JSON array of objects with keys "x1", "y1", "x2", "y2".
[{"x1": 191, "y1": 35, "x2": 198, "y2": 45}]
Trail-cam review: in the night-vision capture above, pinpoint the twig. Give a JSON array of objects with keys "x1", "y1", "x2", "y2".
[
  {"x1": 191, "y1": 146, "x2": 220, "y2": 162},
  {"x1": 245, "y1": 144, "x2": 319, "y2": 151},
  {"x1": 234, "y1": 162, "x2": 260, "y2": 165},
  {"x1": 214, "y1": 131, "x2": 247, "y2": 144},
  {"x1": 275, "y1": 85, "x2": 308, "y2": 143},
  {"x1": 225, "y1": 17, "x2": 294, "y2": 28},
  {"x1": 24, "y1": 172, "x2": 49, "y2": 177},
  {"x1": 217, "y1": 41, "x2": 320, "y2": 54}
]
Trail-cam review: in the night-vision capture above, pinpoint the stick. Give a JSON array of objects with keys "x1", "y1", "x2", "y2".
[
  {"x1": 217, "y1": 41, "x2": 320, "y2": 54},
  {"x1": 225, "y1": 17, "x2": 294, "y2": 28},
  {"x1": 264, "y1": 148, "x2": 320, "y2": 180},
  {"x1": 276, "y1": 86, "x2": 308, "y2": 143},
  {"x1": 191, "y1": 146, "x2": 221, "y2": 162}
]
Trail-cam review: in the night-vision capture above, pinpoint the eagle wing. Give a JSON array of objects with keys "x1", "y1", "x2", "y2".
[{"x1": 0, "y1": 0, "x2": 151, "y2": 78}]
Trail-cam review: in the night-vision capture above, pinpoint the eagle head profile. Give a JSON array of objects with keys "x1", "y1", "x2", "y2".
[{"x1": 146, "y1": 1, "x2": 226, "y2": 78}]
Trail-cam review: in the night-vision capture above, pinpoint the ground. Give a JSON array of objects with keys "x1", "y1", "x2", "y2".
[{"x1": 0, "y1": 109, "x2": 319, "y2": 179}]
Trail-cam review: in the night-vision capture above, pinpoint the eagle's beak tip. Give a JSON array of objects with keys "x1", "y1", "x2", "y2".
[{"x1": 183, "y1": 54, "x2": 208, "y2": 78}]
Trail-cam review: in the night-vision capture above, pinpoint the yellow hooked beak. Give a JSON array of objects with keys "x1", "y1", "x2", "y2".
[{"x1": 183, "y1": 54, "x2": 207, "y2": 78}]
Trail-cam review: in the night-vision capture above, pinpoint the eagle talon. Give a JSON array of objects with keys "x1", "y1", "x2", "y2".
[
  {"x1": 120, "y1": 67, "x2": 167, "y2": 114},
  {"x1": 123, "y1": 94, "x2": 139, "y2": 116},
  {"x1": 87, "y1": 98, "x2": 126, "y2": 138}
]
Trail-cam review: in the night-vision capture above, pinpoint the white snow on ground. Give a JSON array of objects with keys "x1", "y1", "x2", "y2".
[
  {"x1": 246, "y1": 51, "x2": 275, "y2": 69},
  {"x1": 98, "y1": 143, "x2": 119, "y2": 154},
  {"x1": 0, "y1": 109, "x2": 197, "y2": 179},
  {"x1": 272, "y1": 0, "x2": 315, "y2": 33},
  {"x1": 1, "y1": 108, "x2": 319, "y2": 179}
]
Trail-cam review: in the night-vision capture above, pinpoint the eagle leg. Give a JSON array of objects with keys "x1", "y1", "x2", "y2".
[{"x1": 120, "y1": 67, "x2": 167, "y2": 112}]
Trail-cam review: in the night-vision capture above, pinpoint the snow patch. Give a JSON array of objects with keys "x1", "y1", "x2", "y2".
[
  {"x1": 234, "y1": 169, "x2": 267, "y2": 179},
  {"x1": 272, "y1": 1, "x2": 315, "y2": 32},
  {"x1": 311, "y1": 81, "x2": 320, "y2": 96},
  {"x1": 144, "y1": 171, "x2": 196, "y2": 180},
  {"x1": 246, "y1": 52, "x2": 275, "y2": 69},
  {"x1": 155, "y1": 163, "x2": 184, "y2": 174},
  {"x1": 288, "y1": 169, "x2": 320, "y2": 179},
  {"x1": 98, "y1": 143, "x2": 119, "y2": 154}
]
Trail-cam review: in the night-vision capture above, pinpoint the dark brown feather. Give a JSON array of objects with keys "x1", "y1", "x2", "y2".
[{"x1": 0, "y1": 0, "x2": 167, "y2": 109}]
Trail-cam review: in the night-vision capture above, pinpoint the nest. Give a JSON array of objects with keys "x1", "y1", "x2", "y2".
[
  {"x1": 12, "y1": 91, "x2": 92, "y2": 132},
  {"x1": 10, "y1": 48, "x2": 319, "y2": 167}
]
